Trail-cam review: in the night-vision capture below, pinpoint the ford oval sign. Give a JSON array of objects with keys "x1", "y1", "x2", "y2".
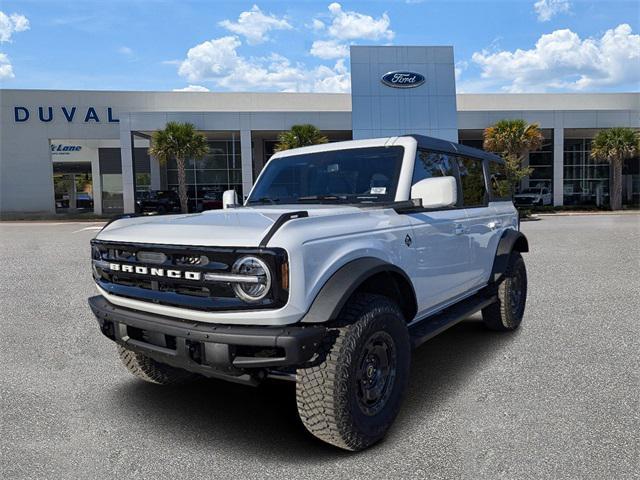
[{"x1": 381, "y1": 71, "x2": 425, "y2": 89}]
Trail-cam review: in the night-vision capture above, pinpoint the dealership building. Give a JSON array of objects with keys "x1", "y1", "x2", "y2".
[{"x1": 1, "y1": 45, "x2": 638, "y2": 216}]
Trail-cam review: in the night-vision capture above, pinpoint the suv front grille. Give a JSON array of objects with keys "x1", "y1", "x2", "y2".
[{"x1": 91, "y1": 240, "x2": 288, "y2": 312}]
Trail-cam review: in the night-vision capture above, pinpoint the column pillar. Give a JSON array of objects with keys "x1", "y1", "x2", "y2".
[
  {"x1": 553, "y1": 123, "x2": 564, "y2": 207},
  {"x1": 240, "y1": 129, "x2": 253, "y2": 200},
  {"x1": 120, "y1": 117, "x2": 136, "y2": 213},
  {"x1": 91, "y1": 149, "x2": 103, "y2": 215}
]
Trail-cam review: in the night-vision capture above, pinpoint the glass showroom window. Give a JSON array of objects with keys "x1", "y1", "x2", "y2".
[
  {"x1": 528, "y1": 132, "x2": 553, "y2": 194},
  {"x1": 563, "y1": 138, "x2": 609, "y2": 206},
  {"x1": 166, "y1": 139, "x2": 243, "y2": 211}
]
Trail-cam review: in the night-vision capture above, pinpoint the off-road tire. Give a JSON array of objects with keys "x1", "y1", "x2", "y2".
[
  {"x1": 117, "y1": 346, "x2": 194, "y2": 385},
  {"x1": 296, "y1": 294, "x2": 410, "y2": 451},
  {"x1": 482, "y1": 251, "x2": 527, "y2": 331}
]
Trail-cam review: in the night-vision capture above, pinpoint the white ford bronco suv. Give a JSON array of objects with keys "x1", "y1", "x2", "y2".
[{"x1": 89, "y1": 135, "x2": 528, "y2": 451}]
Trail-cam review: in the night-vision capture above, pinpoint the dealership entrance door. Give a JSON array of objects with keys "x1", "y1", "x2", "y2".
[{"x1": 52, "y1": 162, "x2": 94, "y2": 213}]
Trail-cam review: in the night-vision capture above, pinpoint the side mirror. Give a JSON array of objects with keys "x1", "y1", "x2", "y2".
[
  {"x1": 222, "y1": 189, "x2": 239, "y2": 209},
  {"x1": 411, "y1": 176, "x2": 457, "y2": 209}
]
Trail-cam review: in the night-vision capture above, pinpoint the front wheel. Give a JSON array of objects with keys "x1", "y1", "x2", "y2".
[
  {"x1": 295, "y1": 294, "x2": 410, "y2": 451},
  {"x1": 482, "y1": 251, "x2": 528, "y2": 331}
]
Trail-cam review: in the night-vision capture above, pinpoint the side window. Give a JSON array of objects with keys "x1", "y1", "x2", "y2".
[
  {"x1": 457, "y1": 156, "x2": 487, "y2": 207},
  {"x1": 488, "y1": 161, "x2": 511, "y2": 200},
  {"x1": 412, "y1": 150, "x2": 456, "y2": 184}
]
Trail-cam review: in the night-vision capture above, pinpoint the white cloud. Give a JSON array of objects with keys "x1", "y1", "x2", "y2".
[
  {"x1": 118, "y1": 46, "x2": 133, "y2": 56},
  {"x1": 173, "y1": 85, "x2": 210, "y2": 92},
  {"x1": 471, "y1": 24, "x2": 640, "y2": 92},
  {"x1": 177, "y1": 35, "x2": 349, "y2": 93},
  {"x1": 533, "y1": 0, "x2": 570, "y2": 22},
  {"x1": 308, "y1": 3, "x2": 394, "y2": 59},
  {"x1": 312, "y1": 58, "x2": 350, "y2": 93},
  {"x1": 310, "y1": 39, "x2": 349, "y2": 59},
  {"x1": 219, "y1": 4, "x2": 291, "y2": 45},
  {"x1": 0, "y1": 52, "x2": 14, "y2": 79},
  {"x1": 177, "y1": 4, "x2": 397, "y2": 92},
  {"x1": 0, "y1": 11, "x2": 29, "y2": 43},
  {"x1": 325, "y1": 3, "x2": 393, "y2": 41},
  {"x1": 178, "y1": 36, "x2": 243, "y2": 82},
  {"x1": 311, "y1": 19, "x2": 325, "y2": 31}
]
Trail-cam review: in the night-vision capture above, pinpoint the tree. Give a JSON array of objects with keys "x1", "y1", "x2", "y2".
[
  {"x1": 483, "y1": 119, "x2": 544, "y2": 193},
  {"x1": 590, "y1": 127, "x2": 640, "y2": 210},
  {"x1": 274, "y1": 124, "x2": 328, "y2": 152},
  {"x1": 148, "y1": 122, "x2": 209, "y2": 213}
]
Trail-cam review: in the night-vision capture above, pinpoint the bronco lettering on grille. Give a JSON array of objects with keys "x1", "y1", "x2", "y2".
[{"x1": 108, "y1": 263, "x2": 201, "y2": 281}]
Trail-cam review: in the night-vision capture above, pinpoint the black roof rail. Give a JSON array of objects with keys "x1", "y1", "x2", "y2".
[{"x1": 403, "y1": 134, "x2": 504, "y2": 163}]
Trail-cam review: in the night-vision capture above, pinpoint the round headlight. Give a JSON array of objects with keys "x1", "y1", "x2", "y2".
[{"x1": 231, "y1": 256, "x2": 272, "y2": 302}]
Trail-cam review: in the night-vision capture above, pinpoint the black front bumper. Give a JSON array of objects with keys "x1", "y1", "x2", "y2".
[{"x1": 89, "y1": 295, "x2": 327, "y2": 385}]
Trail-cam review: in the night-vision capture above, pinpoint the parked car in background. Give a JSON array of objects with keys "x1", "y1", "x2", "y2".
[
  {"x1": 76, "y1": 192, "x2": 94, "y2": 210},
  {"x1": 135, "y1": 191, "x2": 150, "y2": 212},
  {"x1": 137, "y1": 190, "x2": 181, "y2": 214},
  {"x1": 55, "y1": 192, "x2": 93, "y2": 210},
  {"x1": 514, "y1": 184, "x2": 552, "y2": 206},
  {"x1": 55, "y1": 194, "x2": 69, "y2": 209},
  {"x1": 200, "y1": 190, "x2": 224, "y2": 211}
]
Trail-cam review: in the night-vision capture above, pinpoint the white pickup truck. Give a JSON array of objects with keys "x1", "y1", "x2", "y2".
[{"x1": 89, "y1": 134, "x2": 529, "y2": 451}]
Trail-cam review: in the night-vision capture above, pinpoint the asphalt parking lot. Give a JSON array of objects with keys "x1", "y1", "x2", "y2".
[{"x1": 1, "y1": 214, "x2": 638, "y2": 479}]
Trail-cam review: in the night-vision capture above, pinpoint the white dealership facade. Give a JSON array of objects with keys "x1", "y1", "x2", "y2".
[{"x1": 1, "y1": 46, "x2": 638, "y2": 216}]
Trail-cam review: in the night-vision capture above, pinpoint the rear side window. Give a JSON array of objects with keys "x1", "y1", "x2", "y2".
[
  {"x1": 412, "y1": 150, "x2": 457, "y2": 184},
  {"x1": 488, "y1": 161, "x2": 511, "y2": 200},
  {"x1": 456, "y1": 156, "x2": 487, "y2": 207}
]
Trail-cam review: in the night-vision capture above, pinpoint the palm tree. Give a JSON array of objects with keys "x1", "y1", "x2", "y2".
[
  {"x1": 148, "y1": 122, "x2": 209, "y2": 213},
  {"x1": 274, "y1": 124, "x2": 328, "y2": 152},
  {"x1": 590, "y1": 127, "x2": 640, "y2": 210},
  {"x1": 483, "y1": 119, "x2": 544, "y2": 192}
]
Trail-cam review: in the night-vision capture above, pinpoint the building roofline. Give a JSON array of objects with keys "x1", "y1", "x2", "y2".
[{"x1": 456, "y1": 92, "x2": 640, "y2": 111}]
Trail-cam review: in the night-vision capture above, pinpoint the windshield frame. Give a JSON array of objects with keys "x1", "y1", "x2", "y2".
[{"x1": 246, "y1": 139, "x2": 417, "y2": 206}]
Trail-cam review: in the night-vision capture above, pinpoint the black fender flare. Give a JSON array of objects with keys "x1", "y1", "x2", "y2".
[
  {"x1": 490, "y1": 229, "x2": 529, "y2": 283},
  {"x1": 301, "y1": 257, "x2": 417, "y2": 324}
]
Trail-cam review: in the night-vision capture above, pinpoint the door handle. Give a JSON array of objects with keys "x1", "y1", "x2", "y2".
[{"x1": 454, "y1": 224, "x2": 465, "y2": 235}]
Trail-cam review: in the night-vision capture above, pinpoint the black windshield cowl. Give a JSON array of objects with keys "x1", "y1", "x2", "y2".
[{"x1": 246, "y1": 197, "x2": 280, "y2": 205}]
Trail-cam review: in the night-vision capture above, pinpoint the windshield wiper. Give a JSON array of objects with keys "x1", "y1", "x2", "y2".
[
  {"x1": 296, "y1": 195, "x2": 349, "y2": 203},
  {"x1": 247, "y1": 197, "x2": 279, "y2": 205}
]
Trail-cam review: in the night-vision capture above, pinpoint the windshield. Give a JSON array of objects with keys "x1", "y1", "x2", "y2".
[
  {"x1": 520, "y1": 188, "x2": 540, "y2": 194},
  {"x1": 247, "y1": 146, "x2": 404, "y2": 205}
]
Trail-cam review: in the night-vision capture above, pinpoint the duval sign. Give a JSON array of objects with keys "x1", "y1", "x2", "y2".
[
  {"x1": 381, "y1": 71, "x2": 426, "y2": 88},
  {"x1": 14, "y1": 106, "x2": 119, "y2": 123}
]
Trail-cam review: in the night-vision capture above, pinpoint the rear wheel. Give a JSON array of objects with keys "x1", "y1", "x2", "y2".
[
  {"x1": 118, "y1": 346, "x2": 194, "y2": 385},
  {"x1": 482, "y1": 251, "x2": 527, "y2": 331},
  {"x1": 296, "y1": 294, "x2": 410, "y2": 451}
]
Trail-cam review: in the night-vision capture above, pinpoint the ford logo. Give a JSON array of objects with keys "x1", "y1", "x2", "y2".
[{"x1": 381, "y1": 71, "x2": 425, "y2": 89}]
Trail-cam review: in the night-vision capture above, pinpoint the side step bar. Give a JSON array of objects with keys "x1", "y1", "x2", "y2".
[{"x1": 408, "y1": 292, "x2": 496, "y2": 348}]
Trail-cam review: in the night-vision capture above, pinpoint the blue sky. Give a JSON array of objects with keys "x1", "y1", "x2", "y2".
[{"x1": 0, "y1": 0, "x2": 638, "y2": 93}]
